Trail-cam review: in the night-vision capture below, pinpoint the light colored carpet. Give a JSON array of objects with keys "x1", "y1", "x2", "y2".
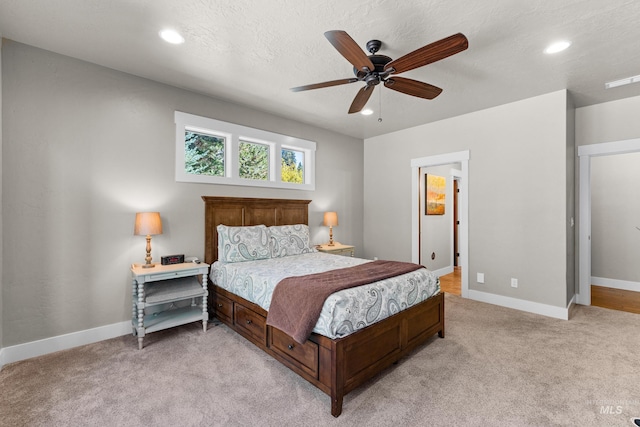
[{"x1": 1, "y1": 294, "x2": 639, "y2": 426}]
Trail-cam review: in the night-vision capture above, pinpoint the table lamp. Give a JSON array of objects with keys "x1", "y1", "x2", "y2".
[
  {"x1": 323, "y1": 211, "x2": 338, "y2": 246},
  {"x1": 134, "y1": 212, "x2": 163, "y2": 268}
]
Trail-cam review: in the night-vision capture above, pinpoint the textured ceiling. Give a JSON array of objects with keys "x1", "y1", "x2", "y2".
[{"x1": 1, "y1": 0, "x2": 640, "y2": 139}]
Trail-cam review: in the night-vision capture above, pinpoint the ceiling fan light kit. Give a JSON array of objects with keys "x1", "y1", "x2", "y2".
[{"x1": 291, "y1": 30, "x2": 468, "y2": 114}]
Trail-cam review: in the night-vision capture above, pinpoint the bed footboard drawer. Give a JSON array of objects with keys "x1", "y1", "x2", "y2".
[
  {"x1": 269, "y1": 327, "x2": 319, "y2": 378},
  {"x1": 234, "y1": 303, "x2": 266, "y2": 344},
  {"x1": 212, "y1": 292, "x2": 233, "y2": 323},
  {"x1": 406, "y1": 294, "x2": 443, "y2": 346}
]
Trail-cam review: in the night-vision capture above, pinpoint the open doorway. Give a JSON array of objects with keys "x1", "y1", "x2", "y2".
[
  {"x1": 444, "y1": 174, "x2": 462, "y2": 295},
  {"x1": 578, "y1": 138, "x2": 640, "y2": 309},
  {"x1": 419, "y1": 165, "x2": 461, "y2": 295},
  {"x1": 411, "y1": 151, "x2": 469, "y2": 297}
]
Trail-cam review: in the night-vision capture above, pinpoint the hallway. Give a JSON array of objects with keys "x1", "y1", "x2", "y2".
[{"x1": 439, "y1": 266, "x2": 461, "y2": 296}]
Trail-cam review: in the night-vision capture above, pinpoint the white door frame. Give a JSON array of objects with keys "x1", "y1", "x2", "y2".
[
  {"x1": 577, "y1": 138, "x2": 640, "y2": 305},
  {"x1": 450, "y1": 169, "x2": 462, "y2": 270},
  {"x1": 411, "y1": 151, "x2": 470, "y2": 297}
]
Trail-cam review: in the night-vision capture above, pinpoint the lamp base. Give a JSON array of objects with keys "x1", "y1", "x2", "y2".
[{"x1": 142, "y1": 234, "x2": 156, "y2": 268}]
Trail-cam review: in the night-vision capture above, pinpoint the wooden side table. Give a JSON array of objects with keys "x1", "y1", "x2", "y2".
[
  {"x1": 131, "y1": 262, "x2": 210, "y2": 349},
  {"x1": 317, "y1": 243, "x2": 355, "y2": 257}
]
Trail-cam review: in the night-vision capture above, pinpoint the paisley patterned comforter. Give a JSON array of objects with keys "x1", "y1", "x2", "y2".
[{"x1": 211, "y1": 252, "x2": 440, "y2": 339}]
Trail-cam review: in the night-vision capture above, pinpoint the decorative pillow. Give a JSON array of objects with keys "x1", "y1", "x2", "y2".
[
  {"x1": 217, "y1": 224, "x2": 271, "y2": 263},
  {"x1": 269, "y1": 224, "x2": 317, "y2": 258}
]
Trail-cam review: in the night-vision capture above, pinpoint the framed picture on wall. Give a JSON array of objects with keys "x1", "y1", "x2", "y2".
[{"x1": 426, "y1": 174, "x2": 445, "y2": 215}]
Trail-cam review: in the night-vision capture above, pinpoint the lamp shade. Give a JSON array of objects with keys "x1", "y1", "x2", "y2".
[
  {"x1": 323, "y1": 211, "x2": 338, "y2": 227},
  {"x1": 134, "y1": 212, "x2": 163, "y2": 236}
]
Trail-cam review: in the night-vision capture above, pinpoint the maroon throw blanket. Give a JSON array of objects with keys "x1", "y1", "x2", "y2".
[{"x1": 266, "y1": 260, "x2": 424, "y2": 344}]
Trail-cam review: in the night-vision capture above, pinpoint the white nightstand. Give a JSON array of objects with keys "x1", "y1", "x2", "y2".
[
  {"x1": 131, "y1": 262, "x2": 210, "y2": 349},
  {"x1": 317, "y1": 243, "x2": 355, "y2": 257}
]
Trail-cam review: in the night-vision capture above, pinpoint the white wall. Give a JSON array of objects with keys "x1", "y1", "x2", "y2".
[
  {"x1": 364, "y1": 90, "x2": 572, "y2": 309},
  {"x1": 1, "y1": 40, "x2": 364, "y2": 347}
]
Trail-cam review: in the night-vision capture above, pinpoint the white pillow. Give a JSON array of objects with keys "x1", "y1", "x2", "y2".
[
  {"x1": 269, "y1": 224, "x2": 317, "y2": 258},
  {"x1": 217, "y1": 224, "x2": 271, "y2": 263}
]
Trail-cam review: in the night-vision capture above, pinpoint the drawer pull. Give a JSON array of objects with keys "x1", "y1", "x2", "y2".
[
  {"x1": 217, "y1": 303, "x2": 223, "y2": 307},
  {"x1": 288, "y1": 344, "x2": 294, "y2": 350},
  {"x1": 246, "y1": 320, "x2": 252, "y2": 325}
]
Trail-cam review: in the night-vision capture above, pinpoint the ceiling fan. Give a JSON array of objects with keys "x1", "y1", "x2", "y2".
[{"x1": 291, "y1": 30, "x2": 469, "y2": 114}]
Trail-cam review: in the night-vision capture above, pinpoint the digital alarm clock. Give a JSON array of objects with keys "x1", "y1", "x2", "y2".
[{"x1": 161, "y1": 254, "x2": 185, "y2": 265}]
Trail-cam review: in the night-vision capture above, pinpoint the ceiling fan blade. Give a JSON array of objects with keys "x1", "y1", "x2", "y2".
[
  {"x1": 348, "y1": 85, "x2": 375, "y2": 114},
  {"x1": 384, "y1": 77, "x2": 443, "y2": 100},
  {"x1": 325, "y1": 30, "x2": 375, "y2": 73},
  {"x1": 291, "y1": 78, "x2": 358, "y2": 92},
  {"x1": 384, "y1": 33, "x2": 468, "y2": 74}
]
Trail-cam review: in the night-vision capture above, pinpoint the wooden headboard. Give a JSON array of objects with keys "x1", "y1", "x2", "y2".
[{"x1": 202, "y1": 196, "x2": 312, "y2": 265}]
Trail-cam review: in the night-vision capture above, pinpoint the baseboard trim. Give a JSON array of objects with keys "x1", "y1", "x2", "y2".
[
  {"x1": 567, "y1": 294, "x2": 578, "y2": 319},
  {"x1": 433, "y1": 265, "x2": 454, "y2": 278},
  {"x1": 468, "y1": 289, "x2": 570, "y2": 320},
  {"x1": 591, "y1": 277, "x2": 640, "y2": 292},
  {"x1": 0, "y1": 287, "x2": 580, "y2": 369},
  {"x1": 0, "y1": 321, "x2": 131, "y2": 369}
]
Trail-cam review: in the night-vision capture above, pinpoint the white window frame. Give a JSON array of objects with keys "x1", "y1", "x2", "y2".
[{"x1": 175, "y1": 111, "x2": 316, "y2": 190}]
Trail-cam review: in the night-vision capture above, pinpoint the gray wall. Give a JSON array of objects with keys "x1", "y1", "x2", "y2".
[
  {"x1": 576, "y1": 96, "x2": 640, "y2": 146},
  {"x1": 364, "y1": 90, "x2": 572, "y2": 308},
  {"x1": 1, "y1": 40, "x2": 364, "y2": 347},
  {"x1": 576, "y1": 96, "x2": 640, "y2": 286}
]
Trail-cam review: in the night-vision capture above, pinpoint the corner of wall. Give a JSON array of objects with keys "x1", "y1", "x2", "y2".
[
  {"x1": 566, "y1": 93, "x2": 576, "y2": 305},
  {"x1": 0, "y1": 35, "x2": 5, "y2": 362}
]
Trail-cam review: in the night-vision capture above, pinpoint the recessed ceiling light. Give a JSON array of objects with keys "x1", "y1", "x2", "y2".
[
  {"x1": 361, "y1": 109, "x2": 374, "y2": 116},
  {"x1": 605, "y1": 74, "x2": 640, "y2": 89},
  {"x1": 544, "y1": 40, "x2": 571, "y2": 54},
  {"x1": 159, "y1": 29, "x2": 185, "y2": 45}
]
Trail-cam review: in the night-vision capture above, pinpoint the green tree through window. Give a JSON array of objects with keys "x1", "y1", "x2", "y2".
[
  {"x1": 281, "y1": 149, "x2": 304, "y2": 183},
  {"x1": 239, "y1": 141, "x2": 268, "y2": 180},
  {"x1": 184, "y1": 131, "x2": 224, "y2": 176},
  {"x1": 177, "y1": 111, "x2": 316, "y2": 189}
]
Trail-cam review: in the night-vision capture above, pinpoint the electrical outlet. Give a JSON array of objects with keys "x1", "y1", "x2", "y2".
[
  {"x1": 477, "y1": 273, "x2": 485, "y2": 283},
  {"x1": 511, "y1": 278, "x2": 518, "y2": 288}
]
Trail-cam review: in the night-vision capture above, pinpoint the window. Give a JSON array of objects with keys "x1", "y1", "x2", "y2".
[
  {"x1": 239, "y1": 140, "x2": 269, "y2": 181},
  {"x1": 175, "y1": 112, "x2": 316, "y2": 190},
  {"x1": 184, "y1": 130, "x2": 225, "y2": 177},
  {"x1": 281, "y1": 148, "x2": 304, "y2": 184}
]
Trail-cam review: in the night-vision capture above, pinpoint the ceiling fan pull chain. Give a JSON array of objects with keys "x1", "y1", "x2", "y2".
[{"x1": 378, "y1": 87, "x2": 383, "y2": 123}]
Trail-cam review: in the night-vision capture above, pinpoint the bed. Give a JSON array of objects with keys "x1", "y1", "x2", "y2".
[{"x1": 203, "y1": 196, "x2": 445, "y2": 417}]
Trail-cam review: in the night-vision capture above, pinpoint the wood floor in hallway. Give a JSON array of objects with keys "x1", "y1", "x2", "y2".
[
  {"x1": 438, "y1": 270, "x2": 639, "y2": 316},
  {"x1": 591, "y1": 285, "x2": 640, "y2": 315},
  {"x1": 439, "y1": 266, "x2": 461, "y2": 296}
]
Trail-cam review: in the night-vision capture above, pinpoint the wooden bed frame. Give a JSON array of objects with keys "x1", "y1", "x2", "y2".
[{"x1": 203, "y1": 196, "x2": 444, "y2": 417}]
